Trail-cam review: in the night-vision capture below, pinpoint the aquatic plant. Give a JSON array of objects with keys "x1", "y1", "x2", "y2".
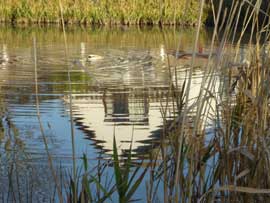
[
  {"x1": 153, "y1": 0, "x2": 270, "y2": 202},
  {"x1": 66, "y1": 135, "x2": 148, "y2": 203},
  {"x1": 0, "y1": 0, "x2": 201, "y2": 26},
  {"x1": 112, "y1": 135, "x2": 148, "y2": 203},
  {"x1": 66, "y1": 154, "x2": 115, "y2": 203}
]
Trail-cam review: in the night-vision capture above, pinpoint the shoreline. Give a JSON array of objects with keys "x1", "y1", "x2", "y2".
[
  {"x1": 0, "y1": 20, "x2": 200, "y2": 27},
  {"x1": 0, "y1": 0, "x2": 203, "y2": 27}
]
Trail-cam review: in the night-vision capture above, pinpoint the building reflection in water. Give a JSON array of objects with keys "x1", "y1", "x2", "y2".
[
  {"x1": 103, "y1": 90, "x2": 149, "y2": 124},
  {"x1": 70, "y1": 87, "x2": 169, "y2": 157},
  {"x1": 69, "y1": 42, "x2": 222, "y2": 158},
  {"x1": 1, "y1": 44, "x2": 9, "y2": 68}
]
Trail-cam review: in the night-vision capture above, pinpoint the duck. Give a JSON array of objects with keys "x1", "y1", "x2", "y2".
[
  {"x1": 167, "y1": 46, "x2": 217, "y2": 60},
  {"x1": 0, "y1": 55, "x2": 10, "y2": 66},
  {"x1": 169, "y1": 51, "x2": 213, "y2": 60},
  {"x1": 87, "y1": 54, "x2": 104, "y2": 62}
]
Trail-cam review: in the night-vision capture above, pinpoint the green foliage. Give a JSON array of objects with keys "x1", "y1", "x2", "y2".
[
  {"x1": 66, "y1": 138, "x2": 148, "y2": 203},
  {"x1": 113, "y1": 136, "x2": 148, "y2": 203},
  {"x1": 0, "y1": 0, "x2": 202, "y2": 25},
  {"x1": 67, "y1": 153, "x2": 115, "y2": 203}
]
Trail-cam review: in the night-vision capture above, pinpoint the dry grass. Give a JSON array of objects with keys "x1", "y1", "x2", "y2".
[{"x1": 151, "y1": 0, "x2": 270, "y2": 202}]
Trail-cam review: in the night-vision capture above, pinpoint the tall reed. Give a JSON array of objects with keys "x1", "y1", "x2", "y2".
[
  {"x1": 153, "y1": 0, "x2": 270, "y2": 202},
  {"x1": 60, "y1": 0, "x2": 270, "y2": 202},
  {"x1": 0, "y1": 0, "x2": 201, "y2": 26}
]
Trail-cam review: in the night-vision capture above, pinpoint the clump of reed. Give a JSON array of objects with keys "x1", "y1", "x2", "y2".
[
  {"x1": 63, "y1": 5, "x2": 270, "y2": 199},
  {"x1": 66, "y1": 136, "x2": 148, "y2": 203},
  {"x1": 49, "y1": 0, "x2": 270, "y2": 201},
  {"x1": 0, "y1": 0, "x2": 201, "y2": 26},
  {"x1": 151, "y1": 0, "x2": 270, "y2": 202}
]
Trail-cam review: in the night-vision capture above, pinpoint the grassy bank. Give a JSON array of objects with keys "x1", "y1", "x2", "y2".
[{"x1": 0, "y1": 0, "x2": 202, "y2": 26}]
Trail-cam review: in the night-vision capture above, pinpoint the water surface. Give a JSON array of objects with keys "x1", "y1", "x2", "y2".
[
  {"x1": 0, "y1": 26, "x2": 216, "y2": 157},
  {"x1": 0, "y1": 25, "x2": 223, "y2": 201}
]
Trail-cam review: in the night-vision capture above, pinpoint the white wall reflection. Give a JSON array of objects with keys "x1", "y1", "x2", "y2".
[
  {"x1": 80, "y1": 42, "x2": 86, "y2": 66},
  {"x1": 69, "y1": 90, "x2": 163, "y2": 156},
  {"x1": 160, "y1": 44, "x2": 165, "y2": 61},
  {"x1": 1, "y1": 44, "x2": 9, "y2": 68}
]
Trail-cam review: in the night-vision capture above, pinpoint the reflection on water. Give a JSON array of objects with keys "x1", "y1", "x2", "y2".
[
  {"x1": 0, "y1": 27, "x2": 252, "y2": 202},
  {"x1": 0, "y1": 25, "x2": 213, "y2": 159},
  {"x1": 70, "y1": 87, "x2": 170, "y2": 156},
  {"x1": 0, "y1": 25, "x2": 223, "y2": 201}
]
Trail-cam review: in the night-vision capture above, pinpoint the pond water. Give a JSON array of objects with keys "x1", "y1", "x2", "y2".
[
  {"x1": 0, "y1": 26, "x2": 215, "y2": 158},
  {"x1": 0, "y1": 25, "x2": 247, "y2": 201}
]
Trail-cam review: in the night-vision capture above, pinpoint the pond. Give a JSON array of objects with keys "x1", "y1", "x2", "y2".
[{"x1": 0, "y1": 25, "x2": 249, "y2": 202}]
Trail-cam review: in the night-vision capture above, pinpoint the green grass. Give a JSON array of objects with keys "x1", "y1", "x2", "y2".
[
  {"x1": 0, "y1": 0, "x2": 202, "y2": 26},
  {"x1": 65, "y1": 136, "x2": 148, "y2": 203}
]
